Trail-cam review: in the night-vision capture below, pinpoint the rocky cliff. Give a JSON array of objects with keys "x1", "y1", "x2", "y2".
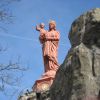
[
  {"x1": 50, "y1": 8, "x2": 100, "y2": 100},
  {"x1": 18, "y1": 8, "x2": 100, "y2": 100}
]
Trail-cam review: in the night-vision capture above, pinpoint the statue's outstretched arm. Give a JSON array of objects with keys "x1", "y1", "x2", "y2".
[{"x1": 36, "y1": 25, "x2": 41, "y2": 31}]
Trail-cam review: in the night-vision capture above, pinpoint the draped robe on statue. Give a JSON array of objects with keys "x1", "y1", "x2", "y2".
[{"x1": 39, "y1": 29, "x2": 60, "y2": 78}]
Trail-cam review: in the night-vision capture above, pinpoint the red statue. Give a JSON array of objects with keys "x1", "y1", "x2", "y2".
[{"x1": 33, "y1": 20, "x2": 60, "y2": 92}]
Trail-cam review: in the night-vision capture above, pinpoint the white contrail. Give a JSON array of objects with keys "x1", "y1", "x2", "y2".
[
  {"x1": 0, "y1": 32, "x2": 38, "y2": 42},
  {"x1": 0, "y1": 32, "x2": 67, "y2": 46}
]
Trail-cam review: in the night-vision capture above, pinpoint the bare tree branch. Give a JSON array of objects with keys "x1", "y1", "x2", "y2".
[
  {"x1": 0, "y1": 61, "x2": 27, "y2": 71},
  {"x1": 0, "y1": 54, "x2": 26, "y2": 95},
  {"x1": 0, "y1": 0, "x2": 21, "y2": 31},
  {"x1": 0, "y1": 48, "x2": 28, "y2": 94},
  {"x1": 0, "y1": 1, "x2": 28, "y2": 99}
]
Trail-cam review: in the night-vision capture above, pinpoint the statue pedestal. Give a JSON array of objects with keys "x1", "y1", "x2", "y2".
[{"x1": 33, "y1": 77, "x2": 54, "y2": 92}]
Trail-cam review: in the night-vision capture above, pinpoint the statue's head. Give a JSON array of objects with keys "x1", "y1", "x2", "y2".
[
  {"x1": 49, "y1": 20, "x2": 56, "y2": 31},
  {"x1": 40, "y1": 23, "x2": 45, "y2": 29}
]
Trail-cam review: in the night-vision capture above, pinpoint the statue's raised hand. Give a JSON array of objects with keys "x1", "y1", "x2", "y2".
[{"x1": 36, "y1": 23, "x2": 45, "y2": 31}]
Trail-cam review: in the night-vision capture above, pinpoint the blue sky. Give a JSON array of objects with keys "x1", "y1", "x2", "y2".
[{"x1": 0, "y1": 0, "x2": 100, "y2": 99}]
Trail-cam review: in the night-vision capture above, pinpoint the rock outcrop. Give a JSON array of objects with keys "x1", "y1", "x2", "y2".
[
  {"x1": 18, "y1": 8, "x2": 100, "y2": 100},
  {"x1": 50, "y1": 8, "x2": 100, "y2": 100},
  {"x1": 18, "y1": 90, "x2": 50, "y2": 100}
]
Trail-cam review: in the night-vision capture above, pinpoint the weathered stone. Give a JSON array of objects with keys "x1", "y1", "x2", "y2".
[
  {"x1": 50, "y1": 8, "x2": 100, "y2": 100},
  {"x1": 69, "y1": 8, "x2": 100, "y2": 47},
  {"x1": 18, "y1": 90, "x2": 50, "y2": 100},
  {"x1": 18, "y1": 91, "x2": 37, "y2": 100}
]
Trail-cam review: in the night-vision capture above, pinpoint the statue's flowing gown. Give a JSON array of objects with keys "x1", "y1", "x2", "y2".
[{"x1": 39, "y1": 29, "x2": 60, "y2": 74}]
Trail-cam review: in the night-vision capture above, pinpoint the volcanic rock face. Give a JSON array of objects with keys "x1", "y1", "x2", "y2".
[{"x1": 50, "y1": 8, "x2": 100, "y2": 100}]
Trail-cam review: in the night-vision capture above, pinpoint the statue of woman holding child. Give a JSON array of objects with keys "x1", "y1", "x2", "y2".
[{"x1": 36, "y1": 20, "x2": 60, "y2": 78}]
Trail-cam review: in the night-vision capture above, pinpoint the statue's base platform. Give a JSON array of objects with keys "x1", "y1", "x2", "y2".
[{"x1": 33, "y1": 77, "x2": 54, "y2": 92}]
